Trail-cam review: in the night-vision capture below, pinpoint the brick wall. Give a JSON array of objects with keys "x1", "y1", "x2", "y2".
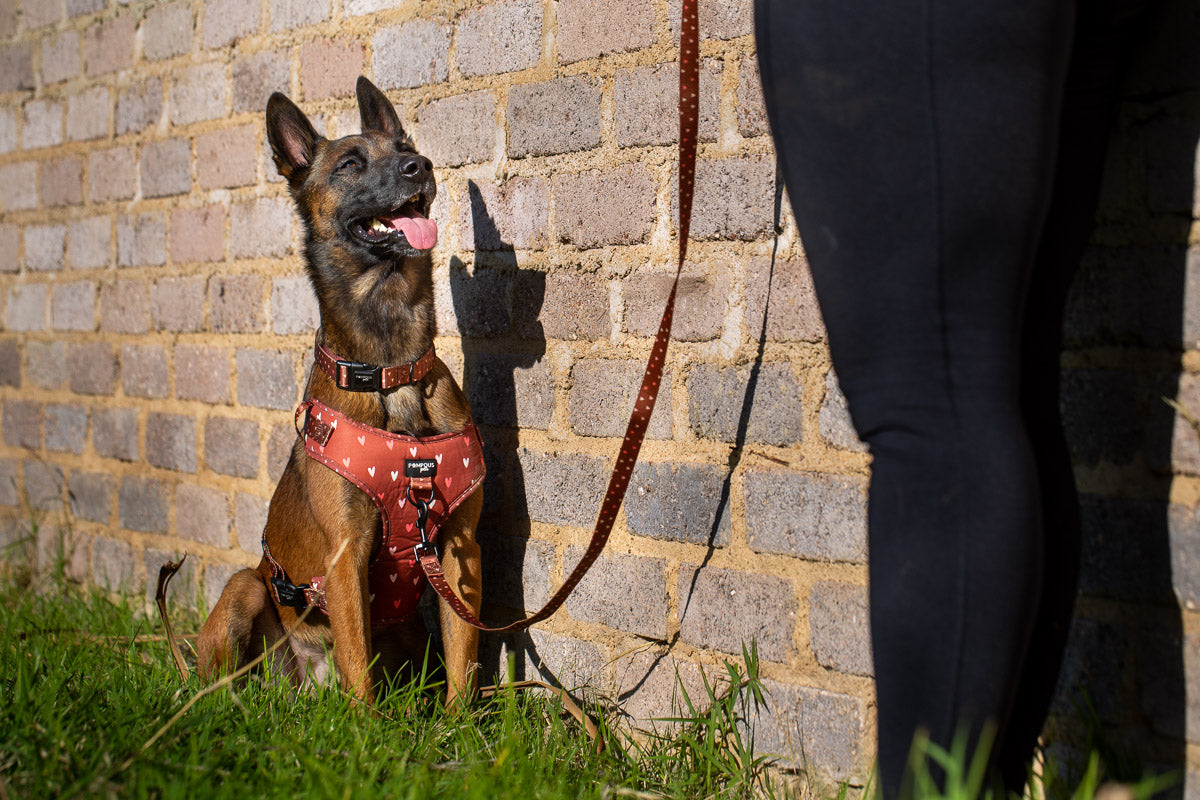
[{"x1": 0, "y1": 0, "x2": 1197, "y2": 792}]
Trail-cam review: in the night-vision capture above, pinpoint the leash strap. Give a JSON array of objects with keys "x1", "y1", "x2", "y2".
[{"x1": 417, "y1": 0, "x2": 700, "y2": 632}]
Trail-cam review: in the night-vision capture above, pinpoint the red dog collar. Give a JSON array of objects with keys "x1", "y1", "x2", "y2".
[{"x1": 313, "y1": 333, "x2": 437, "y2": 392}]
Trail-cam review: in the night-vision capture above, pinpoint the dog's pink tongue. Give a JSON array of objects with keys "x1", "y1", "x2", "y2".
[{"x1": 387, "y1": 209, "x2": 438, "y2": 250}]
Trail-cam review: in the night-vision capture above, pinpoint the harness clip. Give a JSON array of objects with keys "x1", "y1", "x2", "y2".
[{"x1": 271, "y1": 577, "x2": 310, "y2": 610}]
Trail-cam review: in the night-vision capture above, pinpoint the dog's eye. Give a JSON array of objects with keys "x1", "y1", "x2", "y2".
[{"x1": 337, "y1": 155, "x2": 362, "y2": 173}]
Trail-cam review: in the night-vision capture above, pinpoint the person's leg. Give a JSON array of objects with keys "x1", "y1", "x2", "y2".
[{"x1": 753, "y1": 1, "x2": 1073, "y2": 795}]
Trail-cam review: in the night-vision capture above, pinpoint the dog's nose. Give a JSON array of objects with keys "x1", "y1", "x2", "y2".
[{"x1": 399, "y1": 155, "x2": 431, "y2": 178}]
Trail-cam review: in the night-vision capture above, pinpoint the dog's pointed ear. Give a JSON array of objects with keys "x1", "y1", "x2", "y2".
[
  {"x1": 266, "y1": 92, "x2": 321, "y2": 185},
  {"x1": 356, "y1": 76, "x2": 406, "y2": 139}
]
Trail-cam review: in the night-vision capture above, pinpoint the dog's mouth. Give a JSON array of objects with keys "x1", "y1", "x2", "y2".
[{"x1": 349, "y1": 193, "x2": 437, "y2": 251}]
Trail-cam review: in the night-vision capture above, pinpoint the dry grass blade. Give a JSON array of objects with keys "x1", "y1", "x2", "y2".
[
  {"x1": 480, "y1": 680, "x2": 605, "y2": 752},
  {"x1": 1164, "y1": 397, "x2": 1200, "y2": 439},
  {"x1": 155, "y1": 556, "x2": 190, "y2": 681}
]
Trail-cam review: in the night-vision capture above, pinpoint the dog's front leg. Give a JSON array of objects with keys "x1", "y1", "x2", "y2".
[
  {"x1": 437, "y1": 492, "x2": 484, "y2": 707},
  {"x1": 323, "y1": 533, "x2": 376, "y2": 702}
]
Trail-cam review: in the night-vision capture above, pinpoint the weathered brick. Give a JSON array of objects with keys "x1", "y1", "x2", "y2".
[
  {"x1": 1138, "y1": 627, "x2": 1199, "y2": 740},
  {"x1": 176, "y1": 345, "x2": 230, "y2": 404},
  {"x1": 195, "y1": 125, "x2": 257, "y2": 190},
  {"x1": 271, "y1": 274, "x2": 319, "y2": 335},
  {"x1": 478, "y1": 533, "x2": 552, "y2": 613},
  {"x1": 169, "y1": 62, "x2": 228, "y2": 126},
  {"x1": 507, "y1": 77, "x2": 601, "y2": 158},
  {"x1": 614, "y1": 650, "x2": 718, "y2": 730},
  {"x1": 41, "y1": 31, "x2": 81, "y2": 85},
  {"x1": 205, "y1": 416, "x2": 259, "y2": 478},
  {"x1": 25, "y1": 460, "x2": 64, "y2": 511},
  {"x1": 28, "y1": 341, "x2": 63, "y2": 389},
  {"x1": 203, "y1": 562, "x2": 239, "y2": 612},
  {"x1": 93, "y1": 536, "x2": 136, "y2": 591},
  {"x1": 0, "y1": 107, "x2": 15, "y2": 153},
  {"x1": 85, "y1": 15, "x2": 136, "y2": 76},
  {"x1": 99, "y1": 280, "x2": 149, "y2": 334},
  {"x1": 300, "y1": 38, "x2": 363, "y2": 100},
  {"x1": 684, "y1": 156, "x2": 776, "y2": 240},
  {"x1": 344, "y1": 0, "x2": 404, "y2": 14},
  {"x1": 116, "y1": 77, "x2": 163, "y2": 135},
  {"x1": 0, "y1": 0, "x2": 12, "y2": 36},
  {"x1": 809, "y1": 581, "x2": 872, "y2": 676},
  {"x1": 176, "y1": 484, "x2": 230, "y2": 547},
  {"x1": 737, "y1": 58, "x2": 768, "y2": 137},
  {"x1": 626, "y1": 461, "x2": 731, "y2": 545},
  {"x1": 24, "y1": 0, "x2": 63, "y2": 28},
  {"x1": 68, "y1": 214, "x2": 111, "y2": 271},
  {"x1": 141, "y1": 138, "x2": 192, "y2": 199},
  {"x1": 614, "y1": 61, "x2": 720, "y2": 147},
  {"x1": 235, "y1": 492, "x2": 268, "y2": 553},
  {"x1": 569, "y1": 359, "x2": 672, "y2": 439},
  {"x1": 67, "y1": 342, "x2": 117, "y2": 395},
  {"x1": 67, "y1": 0, "x2": 104, "y2": 18},
  {"x1": 558, "y1": 0, "x2": 653, "y2": 62},
  {"x1": 268, "y1": 422, "x2": 294, "y2": 482},
  {"x1": 412, "y1": 91, "x2": 493, "y2": 167},
  {"x1": 0, "y1": 162, "x2": 38, "y2": 211},
  {"x1": 0, "y1": 340, "x2": 16, "y2": 387},
  {"x1": 6, "y1": 284, "x2": 46, "y2": 331},
  {"x1": 455, "y1": 0, "x2": 541, "y2": 77},
  {"x1": 87, "y1": 146, "x2": 136, "y2": 202},
  {"x1": 117, "y1": 213, "x2": 166, "y2": 267},
  {"x1": 236, "y1": 348, "x2": 297, "y2": 410},
  {"x1": 458, "y1": 177, "x2": 547, "y2": 251},
  {"x1": 70, "y1": 470, "x2": 114, "y2": 523},
  {"x1": 150, "y1": 275, "x2": 205, "y2": 332},
  {"x1": 444, "y1": 267, "x2": 514, "y2": 337},
  {"x1": 0, "y1": 459, "x2": 17, "y2": 507},
  {"x1": 563, "y1": 547, "x2": 666, "y2": 638},
  {"x1": 0, "y1": 42, "x2": 34, "y2": 93},
  {"x1": 45, "y1": 404, "x2": 87, "y2": 454},
  {"x1": 203, "y1": 0, "x2": 259, "y2": 48},
  {"x1": 146, "y1": 413, "x2": 196, "y2": 473},
  {"x1": 515, "y1": 447, "x2": 608, "y2": 527},
  {"x1": 553, "y1": 165, "x2": 654, "y2": 248},
  {"x1": 121, "y1": 344, "x2": 168, "y2": 399},
  {"x1": 119, "y1": 476, "x2": 169, "y2": 533},
  {"x1": 3, "y1": 400, "x2": 42, "y2": 448},
  {"x1": 525, "y1": 628, "x2": 607, "y2": 691},
  {"x1": 208, "y1": 274, "x2": 264, "y2": 333},
  {"x1": 66, "y1": 86, "x2": 110, "y2": 141},
  {"x1": 169, "y1": 205, "x2": 225, "y2": 265},
  {"x1": 231, "y1": 197, "x2": 292, "y2": 259},
  {"x1": 687, "y1": 363, "x2": 804, "y2": 446},
  {"x1": 1171, "y1": 373, "x2": 1200, "y2": 476},
  {"x1": 372, "y1": 19, "x2": 450, "y2": 90},
  {"x1": 746, "y1": 256, "x2": 826, "y2": 343},
  {"x1": 1062, "y1": 368, "x2": 1142, "y2": 467},
  {"x1": 40, "y1": 157, "x2": 82, "y2": 208},
  {"x1": 742, "y1": 679, "x2": 867, "y2": 784},
  {"x1": 0, "y1": 224, "x2": 16, "y2": 271},
  {"x1": 744, "y1": 469, "x2": 868, "y2": 563},
  {"x1": 624, "y1": 271, "x2": 726, "y2": 342},
  {"x1": 668, "y1": 0, "x2": 754, "y2": 41},
  {"x1": 144, "y1": 2, "x2": 193, "y2": 61},
  {"x1": 51, "y1": 280, "x2": 96, "y2": 332},
  {"x1": 466, "y1": 353, "x2": 553, "y2": 429},
  {"x1": 538, "y1": 272, "x2": 608, "y2": 341},
  {"x1": 678, "y1": 565, "x2": 795, "y2": 661},
  {"x1": 1169, "y1": 503, "x2": 1200, "y2": 611},
  {"x1": 818, "y1": 369, "x2": 866, "y2": 452},
  {"x1": 92, "y1": 406, "x2": 137, "y2": 460},
  {"x1": 25, "y1": 224, "x2": 66, "y2": 271},
  {"x1": 232, "y1": 49, "x2": 289, "y2": 113},
  {"x1": 269, "y1": 0, "x2": 330, "y2": 32}
]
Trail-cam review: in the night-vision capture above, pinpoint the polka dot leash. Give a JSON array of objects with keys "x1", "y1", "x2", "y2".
[{"x1": 419, "y1": 0, "x2": 700, "y2": 631}]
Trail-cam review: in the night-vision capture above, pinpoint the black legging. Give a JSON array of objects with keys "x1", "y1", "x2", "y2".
[{"x1": 754, "y1": 0, "x2": 1153, "y2": 795}]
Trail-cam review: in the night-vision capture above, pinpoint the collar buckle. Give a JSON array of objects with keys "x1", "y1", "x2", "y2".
[{"x1": 337, "y1": 360, "x2": 383, "y2": 392}]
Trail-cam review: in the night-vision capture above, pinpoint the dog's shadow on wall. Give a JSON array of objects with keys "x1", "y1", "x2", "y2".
[
  {"x1": 1053, "y1": 0, "x2": 1198, "y2": 782},
  {"x1": 446, "y1": 180, "x2": 550, "y2": 681}
]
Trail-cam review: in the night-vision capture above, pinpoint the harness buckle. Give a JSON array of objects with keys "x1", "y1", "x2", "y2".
[
  {"x1": 271, "y1": 577, "x2": 310, "y2": 610},
  {"x1": 336, "y1": 359, "x2": 383, "y2": 392}
]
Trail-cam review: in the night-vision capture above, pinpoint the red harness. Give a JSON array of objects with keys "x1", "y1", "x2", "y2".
[{"x1": 264, "y1": 397, "x2": 485, "y2": 627}]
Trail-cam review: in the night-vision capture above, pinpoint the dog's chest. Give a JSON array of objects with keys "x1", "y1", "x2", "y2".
[{"x1": 381, "y1": 387, "x2": 432, "y2": 436}]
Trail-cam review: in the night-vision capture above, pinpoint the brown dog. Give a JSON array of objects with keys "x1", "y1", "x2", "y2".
[{"x1": 197, "y1": 77, "x2": 483, "y2": 705}]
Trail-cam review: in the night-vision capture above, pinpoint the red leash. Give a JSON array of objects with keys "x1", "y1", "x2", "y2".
[{"x1": 418, "y1": 0, "x2": 701, "y2": 632}]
